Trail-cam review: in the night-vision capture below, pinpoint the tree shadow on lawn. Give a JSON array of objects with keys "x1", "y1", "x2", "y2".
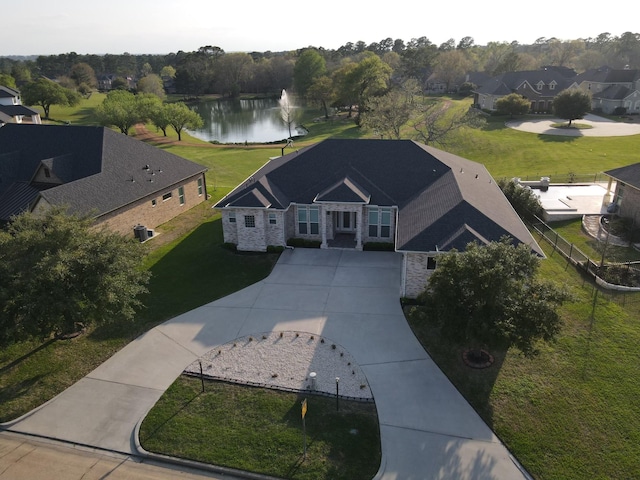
[
  {"x1": 405, "y1": 307, "x2": 507, "y2": 428},
  {"x1": 90, "y1": 219, "x2": 279, "y2": 343},
  {"x1": 537, "y1": 133, "x2": 578, "y2": 143}
]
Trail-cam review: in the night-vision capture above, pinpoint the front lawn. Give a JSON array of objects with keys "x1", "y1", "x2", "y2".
[
  {"x1": 0, "y1": 203, "x2": 279, "y2": 423},
  {"x1": 407, "y1": 240, "x2": 640, "y2": 479},
  {"x1": 139, "y1": 376, "x2": 380, "y2": 480}
]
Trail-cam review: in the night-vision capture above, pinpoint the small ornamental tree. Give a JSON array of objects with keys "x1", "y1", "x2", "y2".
[
  {"x1": 553, "y1": 89, "x2": 592, "y2": 125},
  {"x1": 495, "y1": 93, "x2": 530, "y2": 118},
  {"x1": 165, "y1": 102, "x2": 203, "y2": 141},
  {"x1": 417, "y1": 237, "x2": 572, "y2": 359},
  {"x1": 0, "y1": 207, "x2": 150, "y2": 345}
]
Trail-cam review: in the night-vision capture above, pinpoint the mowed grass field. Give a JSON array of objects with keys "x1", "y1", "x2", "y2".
[{"x1": 4, "y1": 94, "x2": 640, "y2": 479}]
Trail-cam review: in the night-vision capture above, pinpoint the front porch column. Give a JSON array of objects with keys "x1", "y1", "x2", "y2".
[
  {"x1": 355, "y1": 206, "x2": 363, "y2": 250},
  {"x1": 320, "y1": 205, "x2": 328, "y2": 249}
]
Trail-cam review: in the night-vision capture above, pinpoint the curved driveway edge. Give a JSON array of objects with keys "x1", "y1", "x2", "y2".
[{"x1": 3, "y1": 248, "x2": 531, "y2": 479}]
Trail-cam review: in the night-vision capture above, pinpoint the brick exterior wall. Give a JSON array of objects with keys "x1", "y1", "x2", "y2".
[
  {"x1": 404, "y1": 252, "x2": 437, "y2": 298},
  {"x1": 222, "y1": 208, "x2": 288, "y2": 252},
  {"x1": 96, "y1": 174, "x2": 206, "y2": 236}
]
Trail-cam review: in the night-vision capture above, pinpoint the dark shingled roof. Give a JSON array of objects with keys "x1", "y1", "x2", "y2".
[
  {"x1": 0, "y1": 124, "x2": 206, "y2": 220},
  {"x1": 215, "y1": 139, "x2": 542, "y2": 255},
  {"x1": 474, "y1": 69, "x2": 573, "y2": 97},
  {"x1": 605, "y1": 163, "x2": 640, "y2": 190}
]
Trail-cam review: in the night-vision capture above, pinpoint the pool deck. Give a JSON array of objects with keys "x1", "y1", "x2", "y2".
[{"x1": 532, "y1": 183, "x2": 612, "y2": 221}]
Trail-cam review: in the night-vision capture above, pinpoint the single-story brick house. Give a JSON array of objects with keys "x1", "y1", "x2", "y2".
[
  {"x1": 604, "y1": 162, "x2": 640, "y2": 221},
  {"x1": 0, "y1": 124, "x2": 208, "y2": 236},
  {"x1": 215, "y1": 139, "x2": 543, "y2": 297}
]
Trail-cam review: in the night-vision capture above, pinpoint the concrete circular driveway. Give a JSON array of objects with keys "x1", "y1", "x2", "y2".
[
  {"x1": 507, "y1": 113, "x2": 640, "y2": 136},
  {"x1": 3, "y1": 249, "x2": 530, "y2": 480}
]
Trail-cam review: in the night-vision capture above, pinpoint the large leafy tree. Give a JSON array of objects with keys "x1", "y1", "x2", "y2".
[
  {"x1": 553, "y1": 89, "x2": 592, "y2": 125},
  {"x1": 21, "y1": 78, "x2": 80, "y2": 119},
  {"x1": 137, "y1": 74, "x2": 166, "y2": 100},
  {"x1": 348, "y1": 53, "x2": 392, "y2": 124},
  {"x1": 0, "y1": 207, "x2": 150, "y2": 345},
  {"x1": 96, "y1": 90, "x2": 161, "y2": 134},
  {"x1": 495, "y1": 93, "x2": 531, "y2": 118},
  {"x1": 293, "y1": 49, "x2": 326, "y2": 97},
  {"x1": 164, "y1": 102, "x2": 204, "y2": 141},
  {"x1": 418, "y1": 238, "x2": 573, "y2": 358},
  {"x1": 307, "y1": 75, "x2": 335, "y2": 119}
]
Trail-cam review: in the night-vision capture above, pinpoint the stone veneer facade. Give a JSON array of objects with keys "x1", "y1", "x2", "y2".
[
  {"x1": 403, "y1": 252, "x2": 438, "y2": 298},
  {"x1": 222, "y1": 203, "x2": 396, "y2": 252}
]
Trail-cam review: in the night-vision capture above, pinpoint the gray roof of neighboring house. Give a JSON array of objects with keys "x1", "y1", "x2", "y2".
[
  {"x1": 474, "y1": 69, "x2": 574, "y2": 97},
  {"x1": 0, "y1": 105, "x2": 40, "y2": 117},
  {"x1": 574, "y1": 66, "x2": 640, "y2": 84},
  {"x1": 0, "y1": 124, "x2": 207, "y2": 221},
  {"x1": 605, "y1": 163, "x2": 640, "y2": 190},
  {"x1": 215, "y1": 139, "x2": 542, "y2": 255},
  {"x1": 0, "y1": 85, "x2": 20, "y2": 98},
  {"x1": 591, "y1": 84, "x2": 637, "y2": 100}
]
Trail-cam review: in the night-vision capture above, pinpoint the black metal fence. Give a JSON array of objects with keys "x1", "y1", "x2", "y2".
[
  {"x1": 510, "y1": 172, "x2": 609, "y2": 184},
  {"x1": 530, "y1": 216, "x2": 598, "y2": 276},
  {"x1": 530, "y1": 215, "x2": 640, "y2": 309}
]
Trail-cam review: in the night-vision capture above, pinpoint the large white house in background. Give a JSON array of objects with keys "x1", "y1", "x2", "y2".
[
  {"x1": 0, "y1": 85, "x2": 41, "y2": 125},
  {"x1": 215, "y1": 139, "x2": 543, "y2": 298}
]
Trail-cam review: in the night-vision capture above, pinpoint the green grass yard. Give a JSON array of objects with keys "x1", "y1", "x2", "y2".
[
  {"x1": 139, "y1": 377, "x2": 380, "y2": 480},
  {"x1": 3, "y1": 95, "x2": 640, "y2": 478}
]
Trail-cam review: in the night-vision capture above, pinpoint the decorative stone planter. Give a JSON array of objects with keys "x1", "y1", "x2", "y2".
[{"x1": 462, "y1": 349, "x2": 494, "y2": 369}]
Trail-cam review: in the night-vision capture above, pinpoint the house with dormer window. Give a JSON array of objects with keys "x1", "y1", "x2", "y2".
[
  {"x1": 215, "y1": 139, "x2": 543, "y2": 297},
  {"x1": 473, "y1": 68, "x2": 576, "y2": 113},
  {"x1": 570, "y1": 66, "x2": 640, "y2": 114},
  {"x1": 0, "y1": 124, "x2": 207, "y2": 237}
]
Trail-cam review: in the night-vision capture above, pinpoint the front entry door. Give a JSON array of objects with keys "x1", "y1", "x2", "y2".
[{"x1": 336, "y1": 211, "x2": 356, "y2": 232}]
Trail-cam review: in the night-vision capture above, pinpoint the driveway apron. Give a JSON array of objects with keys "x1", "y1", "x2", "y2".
[{"x1": 3, "y1": 248, "x2": 530, "y2": 479}]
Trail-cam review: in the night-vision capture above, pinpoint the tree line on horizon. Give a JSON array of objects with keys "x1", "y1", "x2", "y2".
[{"x1": 1, "y1": 31, "x2": 639, "y2": 96}]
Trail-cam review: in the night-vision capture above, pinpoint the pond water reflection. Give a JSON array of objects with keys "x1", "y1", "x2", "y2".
[{"x1": 187, "y1": 97, "x2": 303, "y2": 144}]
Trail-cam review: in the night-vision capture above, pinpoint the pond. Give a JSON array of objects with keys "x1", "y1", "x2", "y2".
[{"x1": 187, "y1": 96, "x2": 306, "y2": 144}]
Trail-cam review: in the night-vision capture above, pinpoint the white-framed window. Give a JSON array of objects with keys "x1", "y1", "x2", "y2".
[
  {"x1": 244, "y1": 215, "x2": 255, "y2": 228},
  {"x1": 178, "y1": 186, "x2": 185, "y2": 205},
  {"x1": 268, "y1": 212, "x2": 277, "y2": 225},
  {"x1": 229, "y1": 212, "x2": 236, "y2": 223},
  {"x1": 151, "y1": 199, "x2": 157, "y2": 207},
  {"x1": 427, "y1": 257, "x2": 437, "y2": 269},
  {"x1": 368, "y1": 207, "x2": 391, "y2": 238},
  {"x1": 549, "y1": 81, "x2": 557, "y2": 90},
  {"x1": 197, "y1": 177, "x2": 203, "y2": 196},
  {"x1": 162, "y1": 192, "x2": 172, "y2": 201},
  {"x1": 537, "y1": 81, "x2": 544, "y2": 90},
  {"x1": 298, "y1": 206, "x2": 319, "y2": 235}
]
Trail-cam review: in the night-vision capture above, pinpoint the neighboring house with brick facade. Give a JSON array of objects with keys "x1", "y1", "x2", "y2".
[
  {"x1": 215, "y1": 139, "x2": 542, "y2": 297},
  {"x1": 604, "y1": 162, "x2": 640, "y2": 222},
  {"x1": 570, "y1": 66, "x2": 640, "y2": 114},
  {"x1": 0, "y1": 124, "x2": 207, "y2": 237}
]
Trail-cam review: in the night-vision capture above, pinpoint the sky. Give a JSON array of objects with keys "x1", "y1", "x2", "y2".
[{"x1": 3, "y1": 0, "x2": 638, "y2": 56}]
